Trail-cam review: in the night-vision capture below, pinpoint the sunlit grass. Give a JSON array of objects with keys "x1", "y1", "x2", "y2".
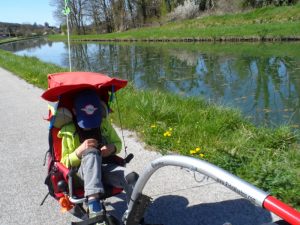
[
  {"x1": 0, "y1": 37, "x2": 20, "y2": 44},
  {"x1": 50, "y1": 22, "x2": 300, "y2": 40},
  {"x1": 0, "y1": 49, "x2": 64, "y2": 88},
  {"x1": 0, "y1": 37, "x2": 41, "y2": 44},
  {"x1": 111, "y1": 85, "x2": 300, "y2": 209}
]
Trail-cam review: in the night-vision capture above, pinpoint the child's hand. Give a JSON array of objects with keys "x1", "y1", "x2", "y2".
[
  {"x1": 76, "y1": 138, "x2": 98, "y2": 158},
  {"x1": 100, "y1": 144, "x2": 116, "y2": 157}
]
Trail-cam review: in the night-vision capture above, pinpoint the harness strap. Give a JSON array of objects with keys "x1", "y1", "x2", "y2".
[
  {"x1": 113, "y1": 86, "x2": 128, "y2": 157},
  {"x1": 43, "y1": 130, "x2": 53, "y2": 166},
  {"x1": 40, "y1": 192, "x2": 50, "y2": 206}
]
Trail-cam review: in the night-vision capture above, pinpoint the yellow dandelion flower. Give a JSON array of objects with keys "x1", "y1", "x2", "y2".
[
  {"x1": 199, "y1": 153, "x2": 204, "y2": 158},
  {"x1": 195, "y1": 147, "x2": 201, "y2": 152},
  {"x1": 190, "y1": 150, "x2": 196, "y2": 154},
  {"x1": 151, "y1": 124, "x2": 156, "y2": 128},
  {"x1": 163, "y1": 130, "x2": 172, "y2": 137}
]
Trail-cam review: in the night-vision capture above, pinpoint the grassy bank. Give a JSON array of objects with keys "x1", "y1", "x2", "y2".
[
  {"x1": 0, "y1": 37, "x2": 42, "y2": 45},
  {"x1": 0, "y1": 49, "x2": 63, "y2": 88},
  {"x1": 0, "y1": 37, "x2": 21, "y2": 44},
  {"x1": 0, "y1": 49, "x2": 299, "y2": 209},
  {"x1": 49, "y1": 4, "x2": 300, "y2": 42},
  {"x1": 112, "y1": 85, "x2": 300, "y2": 209}
]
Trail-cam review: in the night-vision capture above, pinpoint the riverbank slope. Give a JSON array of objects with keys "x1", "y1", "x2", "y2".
[{"x1": 49, "y1": 4, "x2": 300, "y2": 42}]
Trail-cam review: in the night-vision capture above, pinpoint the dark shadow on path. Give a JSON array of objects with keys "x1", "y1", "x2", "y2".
[
  {"x1": 143, "y1": 195, "x2": 275, "y2": 225},
  {"x1": 106, "y1": 194, "x2": 277, "y2": 225}
]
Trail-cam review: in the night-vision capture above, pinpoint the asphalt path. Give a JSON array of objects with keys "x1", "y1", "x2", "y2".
[{"x1": 0, "y1": 67, "x2": 281, "y2": 225}]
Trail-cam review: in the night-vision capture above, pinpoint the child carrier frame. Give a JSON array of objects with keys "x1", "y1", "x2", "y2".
[{"x1": 41, "y1": 71, "x2": 134, "y2": 225}]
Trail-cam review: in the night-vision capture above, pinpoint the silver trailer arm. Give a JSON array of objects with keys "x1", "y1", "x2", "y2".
[{"x1": 124, "y1": 155, "x2": 269, "y2": 224}]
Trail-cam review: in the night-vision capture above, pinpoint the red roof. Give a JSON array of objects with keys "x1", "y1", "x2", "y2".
[{"x1": 41, "y1": 71, "x2": 127, "y2": 102}]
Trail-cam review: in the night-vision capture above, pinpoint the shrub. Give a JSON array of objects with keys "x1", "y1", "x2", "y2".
[{"x1": 167, "y1": 0, "x2": 199, "y2": 21}]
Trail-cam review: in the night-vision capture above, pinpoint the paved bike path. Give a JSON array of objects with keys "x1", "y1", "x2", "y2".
[{"x1": 0, "y1": 67, "x2": 280, "y2": 225}]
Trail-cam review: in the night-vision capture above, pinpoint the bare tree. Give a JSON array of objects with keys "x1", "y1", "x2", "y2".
[
  {"x1": 86, "y1": 0, "x2": 102, "y2": 33},
  {"x1": 50, "y1": 0, "x2": 89, "y2": 34},
  {"x1": 98, "y1": 0, "x2": 115, "y2": 33},
  {"x1": 112, "y1": 0, "x2": 127, "y2": 31},
  {"x1": 68, "y1": 0, "x2": 89, "y2": 34},
  {"x1": 50, "y1": 0, "x2": 66, "y2": 26},
  {"x1": 127, "y1": 0, "x2": 137, "y2": 28},
  {"x1": 196, "y1": 0, "x2": 215, "y2": 11},
  {"x1": 50, "y1": 0, "x2": 299, "y2": 34}
]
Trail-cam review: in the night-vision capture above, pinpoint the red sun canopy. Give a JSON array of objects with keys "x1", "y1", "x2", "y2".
[{"x1": 41, "y1": 72, "x2": 127, "y2": 102}]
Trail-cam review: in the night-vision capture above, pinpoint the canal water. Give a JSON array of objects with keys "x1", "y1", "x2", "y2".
[{"x1": 1, "y1": 39, "x2": 300, "y2": 128}]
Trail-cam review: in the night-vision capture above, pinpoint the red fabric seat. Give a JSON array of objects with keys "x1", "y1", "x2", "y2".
[{"x1": 49, "y1": 125, "x2": 123, "y2": 201}]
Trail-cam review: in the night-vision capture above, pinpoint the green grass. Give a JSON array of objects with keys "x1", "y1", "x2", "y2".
[
  {"x1": 0, "y1": 37, "x2": 41, "y2": 44},
  {"x1": 111, "y1": 85, "x2": 300, "y2": 209},
  {"x1": 0, "y1": 37, "x2": 20, "y2": 44},
  {"x1": 0, "y1": 49, "x2": 64, "y2": 88},
  {"x1": 0, "y1": 49, "x2": 299, "y2": 209},
  {"x1": 49, "y1": 4, "x2": 300, "y2": 42}
]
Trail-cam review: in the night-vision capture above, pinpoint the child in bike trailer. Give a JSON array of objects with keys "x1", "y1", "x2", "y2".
[{"x1": 58, "y1": 89, "x2": 137, "y2": 223}]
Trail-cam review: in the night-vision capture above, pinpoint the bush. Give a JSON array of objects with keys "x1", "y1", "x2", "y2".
[{"x1": 167, "y1": 0, "x2": 199, "y2": 21}]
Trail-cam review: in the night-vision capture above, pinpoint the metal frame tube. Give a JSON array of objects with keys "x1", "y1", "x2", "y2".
[
  {"x1": 127, "y1": 155, "x2": 269, "y2": 217},
  {"x1": 69, "y1": 197, "x2": 85, "y2": 204}
]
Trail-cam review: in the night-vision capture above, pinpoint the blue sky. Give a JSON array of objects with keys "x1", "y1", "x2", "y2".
[{"x1": 0, "y1": 0, "x2": 57, "y2": 26}]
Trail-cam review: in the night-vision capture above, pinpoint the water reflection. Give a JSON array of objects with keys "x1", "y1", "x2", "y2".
[{"x1": 1, "y1": 40, "x2": 300, "y2": 127}]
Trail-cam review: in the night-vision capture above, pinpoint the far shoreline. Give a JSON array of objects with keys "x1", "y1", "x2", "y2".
[{"x1": 67, "y1": 36, "x2": 300, "y2": 43}]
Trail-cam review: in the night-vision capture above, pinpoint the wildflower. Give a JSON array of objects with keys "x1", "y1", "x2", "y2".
[
  {"x1": 163, "y1": 131, "x2": 171, "y2": 137},
  {"x1": 199, "y1": 153, "x2": 204, "y2": 158},
  {"x1": 169, "y1": 128, "x2": 173, "y2": 131},
  {"x1": 190, "y1": 149, "x2": 196, "y2": 154},
  {"x1": 190, "y1": 147, "x2": 201, "y2": 155},
  {"x1": 151, "y1": 124, "x2": 156, "y2": 128}
]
